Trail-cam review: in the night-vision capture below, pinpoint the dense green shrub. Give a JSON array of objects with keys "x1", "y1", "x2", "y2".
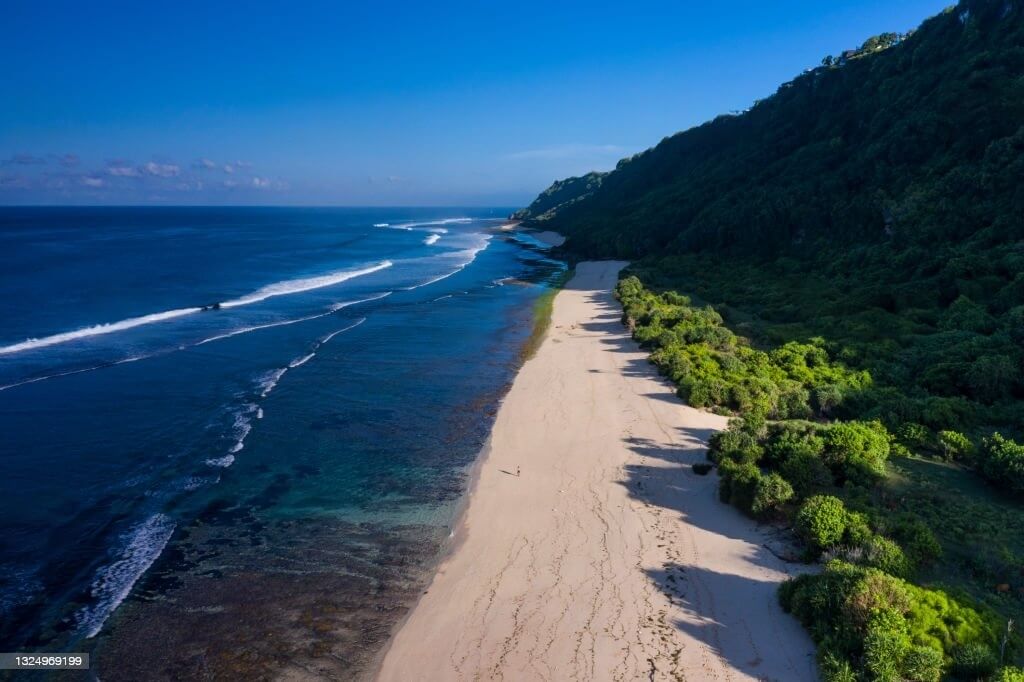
[
  {"x1": 822, "y1": 421, "x2": 891, "y2": 485},
  {"x1": 795, "y1": 496, "x2": 849, "y2": 553},
  {"x1": 978, "y1": 433, "x2": 1024, "y2": 495},
  {"x1": 902, "y1": 646, "x2": 944, "y2": 682},
  {"x1": 751, "y1": 473, "x2": 794, "y2": 519},
  {"x1": 937, "y1": 430, "x2": 974, "y2": 462},
  {"x1": 994, "y1": 667, "x2": 1024, "y2": 682},
  {"x1": 707, "y1": 428, "x2": 762, "y2": 465},
  {"x1": 780, "y1": 561, "x2": 1004, "y2": 680},
  {"x1": 718, "y1": 459, "x2": 761, "y2": 513},
  {"x1": 950, "y1": 642, "x2": 999, "y2": 679},
  {"x1": 615, "y1": 277, "x2": 868, "y2": 420},
  {"x1": 863, "y1": 607, "x2": 910, "y2": 681},
  {"x1": 862, "y1": 535, "x2": 911, "y2": 579},
  {"x1": 780, "y1": 450, "x2": 833, "y2": 499}
]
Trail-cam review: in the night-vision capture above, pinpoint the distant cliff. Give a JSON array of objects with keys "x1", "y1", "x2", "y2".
[{"x1": 510, "y1": 171, "x2": 606, "y2": 222}]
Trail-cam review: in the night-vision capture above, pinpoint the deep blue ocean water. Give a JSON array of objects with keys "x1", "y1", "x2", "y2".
[{"x1": 0, "y1": 207, "x2": 563, "y2": 677}]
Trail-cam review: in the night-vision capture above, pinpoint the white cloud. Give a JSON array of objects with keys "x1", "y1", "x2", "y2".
[
  {"x1": 108, "y1": 164, "x2": 141, "y2": 177},
  {"x1": 504, "y1": 144, "x2": 626, "y2": 161},
  {"x1": 251, "y1": 176, "x2": 271, "y2": 188},
  {"x1": 80, "y1": 176, "x2": 105, "y2": 188},
  {"x1": 193, "y1": 158, "x2": 217, "y2": 170},
  {"x1": 143, "y1": 162, "x2": 180, "y2": 177}
]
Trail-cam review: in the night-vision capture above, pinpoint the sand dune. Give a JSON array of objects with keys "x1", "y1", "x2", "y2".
[{"x1": 377, "y1": 260, "x2": 817, "y2": 681}]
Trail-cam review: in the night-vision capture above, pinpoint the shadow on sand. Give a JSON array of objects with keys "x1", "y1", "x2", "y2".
[{"x1": 569, "y1": 270, "x2": 818, "y2": 679}]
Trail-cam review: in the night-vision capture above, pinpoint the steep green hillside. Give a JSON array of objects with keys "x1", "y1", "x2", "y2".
[
  {"x1": 511, "y1": 171, "x2": 606, "y2": 222},
  {"x1": 525, "y1": 0, "x2": 1024, "y2": 261},
  {"x1": 520, "y1": 0, "x2": 1024, "y2": 438}
]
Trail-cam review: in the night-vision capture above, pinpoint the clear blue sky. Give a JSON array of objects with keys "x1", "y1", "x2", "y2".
[{"x1": 1, "y1": 0, "x2": 950, "y2": 206}]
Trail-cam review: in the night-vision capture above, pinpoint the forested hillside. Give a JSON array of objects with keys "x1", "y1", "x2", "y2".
[
  {"x1": 520, "y1": 0, "x2": 1024, "y2": 439},
  {"x1": 520, "y1": 0, "x2": 1024, "y2": 260}
]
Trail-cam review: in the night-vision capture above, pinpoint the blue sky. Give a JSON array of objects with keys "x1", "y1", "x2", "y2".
[{"x1": 1, "y1": 0, "x2": 950, "y2": 206}]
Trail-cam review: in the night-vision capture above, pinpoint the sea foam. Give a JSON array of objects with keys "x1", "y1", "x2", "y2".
[
  {"x1": 76, "y1": 513, "x2": 176, "y2": 638},
  {"x1": 0, "y1": 262, "x2": 392, "y2": 356}
]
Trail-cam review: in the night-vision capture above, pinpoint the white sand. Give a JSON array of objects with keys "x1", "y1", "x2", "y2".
[{"x1": 377, "y1": 261, "x2": 818, "y2": 681}]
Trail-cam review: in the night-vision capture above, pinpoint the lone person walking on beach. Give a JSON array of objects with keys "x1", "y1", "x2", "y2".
[{"x1": 516, "y1": 466, "x2": 521, "y2": 477}]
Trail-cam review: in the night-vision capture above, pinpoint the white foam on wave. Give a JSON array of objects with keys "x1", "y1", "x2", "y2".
[
  {"x1": 289, "y1": 353, "x2": 315, "y2": 369},
  {"x1": 220, "y1": 261, "x2": 392, "y2": 308},
  {"x1": 258, "y1": 368, "x2": 287, "y2": 398},
  {"x1": 0, "y1": 308, "x2": 197, "y2": 356},
  {"x1": 403, "y1": 235, "x2": 493, "y2": 291},
  {"x1": 0, "y1": 262, "x2": 392, "y2": 357},
  {"x1": 424, "y1": 234, "x2": 441, "y2": 246},
  {"x1": 330, "y1": 291, "x2": 391, "y2": 312},
  {"x1": 196, "y1": 311, "x2": 331, "y2": 346},
  {"x1": 393, "y1": 218, "x2": 471, "y2": 230},
  {"x1": 319, "y1": 317, "x2": 366, "y2": 344},
  {"x1": 207, "y1": 403, "x2": 258, "y2": 466},
  {"x1": 204, "y1": 317, "x2": 367, "y2": 469},
  {"x1": 0, "y1": 300, "x2": 378, "y2": 397},
  {"x1": 77, "y1": 513, "x2": 176, "y2": 638},
  {"x1": 373, "y1": 223, "x2": 389, "y2": 227},
  {"x1": 205, "y1": 454, "x2": 235, "y2": 468}
]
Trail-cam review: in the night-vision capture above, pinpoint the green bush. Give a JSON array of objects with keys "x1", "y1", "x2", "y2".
[
  {"x1": 780, "y1": 450, "x2": 833, "y2": 499},
  {"x1": 751, "y1": 472, "x2": 794, "y2": 519},
  {"x1": 763, "y1": 421, "x2": 824, "y2": 467},
  {"x1": 862, "y1": 535, "x2": 912, "y2": 579},
  {"x1": 614, "y1": 277, "x2": 867, "y2": 420},
  {"x1": 950, "y1": 642, "x2": 998, "y2": 679},
  {"x1": 994, "y1": 668, "x2": 1024, "y2": 682},
  {"x1": 902, "y1": 646, "x2": 943, "y2": 682},
  {"x1": 978, "y1": 433, "x2": 1024, "y2": 495},
  {"x1": 780, "y1": 561, "x2": 1003, "y2": 681},
  {"x1": 795, "y1": 495, "x2": 849, "y2": 553},
  {"x1": 937, "y1": 430, "x2": 974, "y2": 462},
  {"x1": 898, "y1": 423, "x2": 935, "y2": 452},
  {"x1": 843, "y1": 511, "x2": 873, "y2": 547},
  {"x1": 822, "y1": 421, "x2": 891, "y2": 485},
  {"x1": 718, "y1": 459, "x2": 761, "y2": 513},
  {"x1": 707, "y1": 428, "x2": 762, "y2": 465},
  {"x1": 863, "y1": 607, "x2": 910, "y2": 681}
]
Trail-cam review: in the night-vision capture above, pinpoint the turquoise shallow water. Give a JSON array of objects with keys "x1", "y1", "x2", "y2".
[{"x1": 0, "y1": 207, "x2": 563, "y2": 678}]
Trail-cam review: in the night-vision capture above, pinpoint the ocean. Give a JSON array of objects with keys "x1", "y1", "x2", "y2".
[{"x1": 0, "y1": 207, "x2": 564, "y2": 679}]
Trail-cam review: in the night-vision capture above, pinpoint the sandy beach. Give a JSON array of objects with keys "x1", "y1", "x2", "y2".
[{"x1": 377, "y1": 260, "x2": 817, "y2": 681}]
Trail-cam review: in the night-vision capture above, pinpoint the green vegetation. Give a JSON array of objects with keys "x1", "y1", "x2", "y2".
[
  {"x1": 518, "y1": 0, "x2": 1024, "y2": 675},
  {"x1": 620, "y1": 276, "x2": 1021, "y2": 675},
  {"x1": 780, "y1": 560, "x2": 1007, "y2": 681},
  {"x1": 521, "y1": 267, "x2": 573, "y2": 361},
  {"x1": 617, "y1": 276, "x2": 870, "y2": 420}
]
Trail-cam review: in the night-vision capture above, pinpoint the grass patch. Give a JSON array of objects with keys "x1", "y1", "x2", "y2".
[
  {"x1": 520, "y1": 267, "x2": 574, "y2": 362},
  {"x1": 883, "y1": 454, "x2": 1024, "y2": 626}
]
